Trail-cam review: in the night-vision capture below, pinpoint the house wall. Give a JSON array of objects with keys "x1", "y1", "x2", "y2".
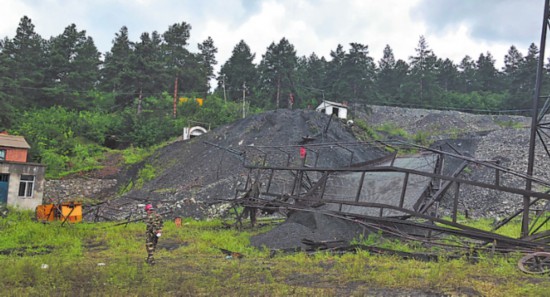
[
  {"x1": 0, "y1": 162, "x2": 46, "y2": 210},
  {"x1": 3, "y1": 147, "x2": 28, "y2": 162}
]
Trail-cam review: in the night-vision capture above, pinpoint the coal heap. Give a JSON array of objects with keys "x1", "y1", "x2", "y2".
[
  {"x1": 250, "y1": 212, "x2": 367, "y2": 251},
  {"x1": 113, "y1": 109, "x2": 386, "y2": 220}
]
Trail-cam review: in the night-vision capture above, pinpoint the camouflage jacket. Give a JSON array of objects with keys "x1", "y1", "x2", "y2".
[{"x1": 146, "y1": 212, "x2": 163, "y2": 235}]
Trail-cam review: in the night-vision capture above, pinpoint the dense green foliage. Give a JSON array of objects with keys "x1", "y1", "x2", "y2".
[
  {"x1": 0, "y1": 209, "x2": 547, "y2": 296},
  {"x1": 1, "y1": 16, "x2": 549, "y2": 177}
]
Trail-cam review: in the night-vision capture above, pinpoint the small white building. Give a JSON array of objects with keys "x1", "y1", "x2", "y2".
[{"x1": 315, "y1": 100, "x2": 348, "y2": 119}]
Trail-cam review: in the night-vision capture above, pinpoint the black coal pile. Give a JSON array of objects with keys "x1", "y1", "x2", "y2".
[
  {"x1": 250, "y1": 212, "x2": 367, "y2": 250},
  {"x1": 110, "y1": 109, "x2": 386, "y2": 221}
]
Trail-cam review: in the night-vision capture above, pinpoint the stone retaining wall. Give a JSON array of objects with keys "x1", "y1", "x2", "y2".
[{"x1": 44, "y1": 178, "x2": 117, "y2": 203}]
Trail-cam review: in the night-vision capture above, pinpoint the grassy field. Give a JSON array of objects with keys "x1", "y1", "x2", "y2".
[{"x1": 0, "y1": 209, "x2": 548, "y2": 297}]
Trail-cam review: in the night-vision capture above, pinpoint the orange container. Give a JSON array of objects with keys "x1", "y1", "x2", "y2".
[
  {"x1": 35, "y1": 202, "x2": 82, "y2": 223},
  {"x1": 35, "y1": 204, "x2": 56, "y2": 222}
]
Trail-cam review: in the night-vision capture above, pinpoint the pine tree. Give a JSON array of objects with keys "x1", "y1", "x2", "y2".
[
  {"x1": 217, "y1": 40, "x2": 258, "y2": 106},
  {"x1": 46, "y1": 24, "x2": 101, "y2": 109},
  {"x1": 2, "y1": 16, "x2": 47, "y2": 107},
  {"x1": 408, "y1": 36, "x2": 440, "y2": 106},
  {"x1": 258, "y1": 38, "x2": 298, "y2": 108},
  {"x1": 101, "y1": 26, "x2": 136, "y2": 108}
]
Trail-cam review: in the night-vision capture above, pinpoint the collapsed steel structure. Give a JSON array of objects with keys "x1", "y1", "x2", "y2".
[
  {"x1": 230, "y1": 140, "x2": 550, "y2": 273},
  {"x1": 229, "y1": 1, "x2": 550, "y2": 273},
  {"x1": 235, "y1": 141, "x2": 550, "y2": 248}
]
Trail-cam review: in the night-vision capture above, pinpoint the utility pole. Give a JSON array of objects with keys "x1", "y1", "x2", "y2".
[
  {"x1": 242, "y1": 81, "x2": 247, "y2": 119},
  {"x1": 137, "y1": 87, "x2": 143, "y2": 115},
  {"x1": 222, "y1": 74, "x2": 227, "y2": 104},
  {"x1": 276, "y1": 78, "x2": 280, "y2": 109},
  {"x1": 173, "y1": 76, "x2": 178, "y2": 118}
]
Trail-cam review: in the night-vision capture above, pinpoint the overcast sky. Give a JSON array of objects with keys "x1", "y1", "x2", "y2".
[{"x1": 1, "y1": 0, "x2": 547, "y2": 72}]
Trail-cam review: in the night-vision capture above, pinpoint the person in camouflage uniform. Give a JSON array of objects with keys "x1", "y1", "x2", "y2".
[{"x1": 144, "y1": 204, "x2": 163, "y2": 265}]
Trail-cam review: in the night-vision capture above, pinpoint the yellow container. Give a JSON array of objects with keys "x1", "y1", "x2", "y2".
[{"x1": 60, "y1": 202, "x2": 82, "y2": 223}]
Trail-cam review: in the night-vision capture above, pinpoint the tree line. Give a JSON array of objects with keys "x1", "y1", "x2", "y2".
[{"x1": 0, "y1": 16, "x2": 548, "y2": 175}]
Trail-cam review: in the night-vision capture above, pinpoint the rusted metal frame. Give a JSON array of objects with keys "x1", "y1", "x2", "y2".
[
  {"x1": 273, "y1": 200, "x2": 545, "y2": 250},
  {"x1": 418, "y1": 161, "x2": 468, "y2": 213},
  {"x1": 294, "y1": 157, "x2": 307, "y2": 196},
  {"x1": 374, "y1": 140, "x2": 399, "y2": 152},
  {"x1": 524, "y1": 0, "x2": 550, "y2": 237},
  {"x1": 393, "y1": 141, "x2": 550, "y2": 188},
  {"x1": 265, "y1": 169, "x2": 275, "y2": 192},
  {"x1": 243, "y1": 148, "x2": 267, "y2": 196},
  {"x1": 254, "y1": 162, "x2": 548, "y2": 235},
  {"x1": 529, "y1": 200, "x2": 550, "y2": 235},
  {"x1": 524, "y1": 230, "x2": 550, "y2": 244},
  {"x1": 324, "y1": 113, "x2": 335, "y2": 134},
  {"x1": 434, "y1": 153, "x2": 444, "y2": 190},
  {"x1": 536, "y1": 128, "x2": 550, "y2": 159},
  {"x1": 290, "y1": 169, "x2": 302, "y2": 196},
  {"x1": 492, "y1": 198, "x2": 542, "y2": 232},
  {"x1": 246, "y1": 146, "x2": 268, "y2": 167},
  {"x1": 399, "y1": 172, "x2": 409, "y2": 208},
  {"x1": 537, "y1": 94, "x2": 550, "y2": 122},
  {"x1": 244, "y1": 164, "x2": 550, "y2": 202},
  {"x1": 319, "y1": 171, "x2": 330, "y2": 200},
  {"x1": 531, "y1": 215, "x2": 550, "y2": 235},
  {"x1": 370, "y1": 166, "x2": 550, "y2": 202},
  {"x1": 241, "y1": 195, "x2": 544, "y2": 251},
  {"x1": 452, "y1": 183, "x2": 461, "y2": 223},
  {"x1": 247, "y1": 153, "x2": 548, "y2": 232},
  {"x1": 299, "y1": 171, "x2": 330, "y2": 201},
  {"x1": 495, "y1": 167, "x2": 500, "y2": 186},
  {"x1": 244, "y1": 168, "x2": 253, "y2": 194},
  {"x1": 306, "y1": 147, "x2": 320, "y2": 167},
  {"x1": 203, "y1": 141, "x2": 244, "y2": 161},
  {"x1": 355, "y1": 171, "x2": 367, "y2": 202},
  {"x1": 443, "y1": 142, "x2": 463, "y2": 156},
  {"x1": 300, "y1": 171, "x2": 315, "y2": 193},
  {"x1": 331, "y1": 143, "x2": 355, "y2": 166},
  {"x1": 349, "y1": 151, "x2": 397, "y2": 168},
  {"x1": 273, "y1": 147, "x2": 292, "y2": 167}
]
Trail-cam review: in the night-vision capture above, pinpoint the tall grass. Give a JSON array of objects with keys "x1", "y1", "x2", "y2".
[{"x1": 0, "y1": 208, "x2": 548, "y2": 297}]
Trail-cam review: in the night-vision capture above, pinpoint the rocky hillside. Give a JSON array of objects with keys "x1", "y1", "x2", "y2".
[{"x1": 359, "y1": 105, "x2": 550, "y2": 219}]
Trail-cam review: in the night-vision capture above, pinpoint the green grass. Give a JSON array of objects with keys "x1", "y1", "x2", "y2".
[
  {"x1": 0, "y1": 209, "x2": 548, "y2": 297},
  {"x1": 495, "y1": 120, "x2": 525, "y2": 129}
]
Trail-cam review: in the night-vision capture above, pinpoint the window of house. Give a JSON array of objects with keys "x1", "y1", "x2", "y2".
[
  {"x1": 0, "y1": 149, "x2": 5, "y2": 161},
  {"x1": 18, "y1": 175, "x2": 34, "y2": 197}
]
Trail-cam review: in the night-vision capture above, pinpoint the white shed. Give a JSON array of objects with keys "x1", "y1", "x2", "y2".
[{"x1": 315, "y1": 100, "x2": 348, "y2": 119}]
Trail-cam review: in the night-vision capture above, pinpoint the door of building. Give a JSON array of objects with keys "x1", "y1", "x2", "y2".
[{"x1": 0, "y1": 174, "x2": 9, "y2": 204}]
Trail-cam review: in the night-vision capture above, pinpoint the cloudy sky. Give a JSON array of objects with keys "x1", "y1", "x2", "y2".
[{"x1": 1, "y1": 0, "x2": 546, "y2": 71}]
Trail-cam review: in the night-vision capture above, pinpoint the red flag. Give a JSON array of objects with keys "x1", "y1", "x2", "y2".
[{"x1": 299, "y1": 146, "x2": 306, "y2": 159}]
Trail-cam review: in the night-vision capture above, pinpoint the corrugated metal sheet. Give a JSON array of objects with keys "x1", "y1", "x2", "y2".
[{"x1": 0, "y1": 135, "x2": 31, "y2": 149}]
